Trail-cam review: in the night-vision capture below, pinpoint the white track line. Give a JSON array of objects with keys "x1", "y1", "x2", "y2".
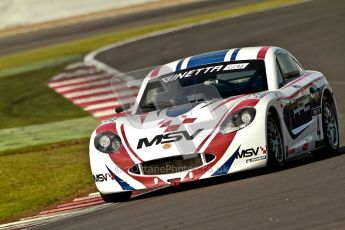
[
  {"x1": 64, "y1": 86, "x2": 113, "y2": 98},
  {"x1": 84, "y1": 101, "x2": 125, "y2": 111},
  {"x1": 49, "y1": 73, "x2": 110, "y2": 88},
  {"x1": 64, "y1": 83, "x2": 131, "y2": 99},
  {"x1": 73, "y1": 89, "x2": 137, "y2": 104},
  {"x1": 93, "y1": 109, "x2": 120, "y2": 118},
  {"x1": 51, "y1": 69, "x2": 100, "y2": 81},
  {"x1": 0, "y1": 204, "x2": 112, "y2": 230},
  {"x1": 73, "y1": 94, "x2": 117, "y2": 104},
  {"x1": 55, "y1": 79, "x2": 112, "y2": 92}
]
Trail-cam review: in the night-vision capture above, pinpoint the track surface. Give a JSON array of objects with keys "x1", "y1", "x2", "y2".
[
  {"x1": 38, "y1": 0, "x2": 345, "y2": 229},
  {"x1": 0, "y1": 0, "x2": 260, "y2": 56}
]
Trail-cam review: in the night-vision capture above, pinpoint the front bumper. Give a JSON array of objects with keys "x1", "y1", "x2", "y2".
[{"x1": 90, "y1": 127, "x2": 267, "y2": 195}]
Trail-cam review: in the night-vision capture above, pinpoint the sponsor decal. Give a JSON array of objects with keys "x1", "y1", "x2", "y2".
[
  {"x1": 223, "y1": 63, "x2": 249, "y2": 70},
  {"x1": 93, "y1": 173, "x2": 115, "y2": 182},
  {"x1": 283, "y1": 84, "x2": 324, "y2": 140},
  {"x1": 312, "y1": 107, "x2": 321, "y2": 115},
  {"x1": 236, "y1": 147, "x2": 259, "y2": 159},
  {"x1": 246, "y1": 155, "x2": 267, "y2": 163},
  {"x1": 236, "y1": 146, "x2": 267, "y2": 163},
  {"x1": 260, "y1": 146, "x2": 267, "y2": 154},
  {"x1": 162, "y1": 63, "x2": 249, "y2": 83},
  {"x1": 283, "y1": 95, "x2": 313, "y2": 139},
  {"x1": 137, "y1": 129, "x2": 203, "y2": 149},
  {"x1": 288, "y1": 148, "x2": 296, "y2": 154},
  {"x1": 302, "y1": 143, "x2": 308, "y2": 151},
  {"x1": 292, "y1": 97, "x2": 311, "y2": 118},
  {"x1": 163, "y1": 143, "x2": 172, "y2": 150}
]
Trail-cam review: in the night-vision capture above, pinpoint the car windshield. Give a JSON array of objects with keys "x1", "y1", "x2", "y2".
[{"x1": 136, "y1": 60, "x2": 267, "y2": 114}]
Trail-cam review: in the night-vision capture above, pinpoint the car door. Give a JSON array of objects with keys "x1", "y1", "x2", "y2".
[{"x1": 276, "y1": 52, "x2": 313, "y2": 144}]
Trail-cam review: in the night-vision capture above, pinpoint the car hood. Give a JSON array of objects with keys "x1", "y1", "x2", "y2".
[{"x1": 107, "y1": 94, "x2": 259, "y2": 162}]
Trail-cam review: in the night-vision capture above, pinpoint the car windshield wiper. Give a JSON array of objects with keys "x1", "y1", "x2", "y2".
[
  {"x1": 217, "y1": 79, "x2": 236, "y2": 86},
  {"x1": 141, "y1": 102, "x2": 172, "y2": 112},
  {"x1": 141, "y1": 103, "x2": 155, "y2": 109}
]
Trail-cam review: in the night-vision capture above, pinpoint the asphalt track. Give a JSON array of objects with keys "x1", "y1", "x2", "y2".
[
  {"x1": 38, "y1": 0, "x2": 345, "y2": 229},
  {"x1": 0, "y1": 0, "x2": 261, "y2": 56}
]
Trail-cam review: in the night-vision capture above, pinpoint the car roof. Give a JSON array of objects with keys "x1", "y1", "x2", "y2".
[{"x1": 145, "y1": 46, "x2": 281, "y2": 80}]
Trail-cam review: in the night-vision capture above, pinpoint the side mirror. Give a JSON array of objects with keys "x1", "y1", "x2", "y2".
[
  {"x1": 283, "y1": 70, "x2": 300, "y2": 79},
  {"x1": 115, "y1": 103, "x2": 131, "y2": 114}
]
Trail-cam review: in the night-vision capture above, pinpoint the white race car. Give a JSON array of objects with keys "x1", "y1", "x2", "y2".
[{"x1": 89, "y1": 46, "x2": 339, "y2": 202}]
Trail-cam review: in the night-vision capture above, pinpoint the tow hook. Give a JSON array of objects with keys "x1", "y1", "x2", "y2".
[{"x1": 168, "y1": 178, "x2": 181, "y2": 187}]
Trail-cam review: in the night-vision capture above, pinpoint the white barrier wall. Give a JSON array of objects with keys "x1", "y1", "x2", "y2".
[{"x1": 0, "y1": 0, "x2": 158, "y2": 30}]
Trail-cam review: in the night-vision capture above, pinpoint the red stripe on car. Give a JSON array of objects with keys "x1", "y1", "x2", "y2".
[
  {"x1": 150, "y1": 66, "x2": 161, "y2": 79},
  {"x1": 230, "y1": 98, "x2": 259, "y2": 113},
  {"x1": 186, "y1": 132, "x2": 237, "y2": 181},
  {"x1": 257, "y1": 46, "x2": 271, "y2": 59},
  {"x1": 120, "y1": 124, "x2": 144, "y2": 162},
  {"x1": 282, "y1": 71, "x2": 313, "y2": 89},
  {"x1": 288, "y1": 76, "x2": 323, "y2": 99},
  {"x1": 96, "y1": 123, "x2": 117, "y2": 134}
]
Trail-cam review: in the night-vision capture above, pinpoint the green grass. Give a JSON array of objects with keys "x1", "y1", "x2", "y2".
[
  {"x1": 0, "y1": 117, "x2": 99, "y2": 152},
  {"x1": 0, "y1": 139, "x2": 95, "y2": 223},
  {"x1": 0, "y1": 55, "x2": 81, "y2": 79},
  {"x1": 0, "y1": 64, "x2": 89, "y2": 130}
]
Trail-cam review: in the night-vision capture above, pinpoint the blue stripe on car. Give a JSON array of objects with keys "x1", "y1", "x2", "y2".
[
  {"x1": 212, "y1": 146, "x2": 240, "y2": 176},
  {"x1": 186, "y1": 50, "x2": 229, "y2": 69},
  {"x1": 106, "y1": 165, "x2": 134, "y2": 191},
  {"x1": 230, "y1": 48, "x2": 241, "y2": 61},
  {"x1": 175, "y1": 59, "x2": 184, "y2": 71}
]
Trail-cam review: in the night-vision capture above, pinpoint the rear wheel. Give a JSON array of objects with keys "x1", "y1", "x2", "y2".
[
  {"x1": 313, "y1": 98, "x2": 339, "y2": 157},
  {"x1": 100, "y1": 191, "x2": 132, "y2": 203},
  {"x1": 267, "y1": 115, "x2": 285, "y2": 167}
]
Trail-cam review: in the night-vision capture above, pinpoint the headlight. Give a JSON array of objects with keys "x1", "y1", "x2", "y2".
[
  {"x1": 220, "y1": 107, "x2": 256, "y2": 134},
  {"x1": 94, "y1": 132, "x2": 122, "y2": 153}
]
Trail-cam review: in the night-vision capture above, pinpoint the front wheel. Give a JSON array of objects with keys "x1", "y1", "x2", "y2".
[
  {"x1": 100, "y1": 191, "x2": 132, "y2": 203},
  {"x1": 267, "y1": 115, "x2": 285, "y2": 167}
]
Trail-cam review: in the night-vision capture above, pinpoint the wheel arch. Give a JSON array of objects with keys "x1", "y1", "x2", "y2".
[
  {"x1": 260, "y1": 95, "x2": 287, "y2": 150},
  {"x1": 322, "y1": 88, "x2": 333, "y2": 105},
  {"x1": 266, "y1": 105, "x2": 286, "y2": 165},
  {"x1": 322, "y1": 87, "x2": 338, "y2": 121},
  {"x1": 268, "y1": 107, "x2": 281, "y2": 127}
]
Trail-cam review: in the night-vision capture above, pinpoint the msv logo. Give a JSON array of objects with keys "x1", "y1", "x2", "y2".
[
  {"x1": 137, "y1": 129, "x2": 203, "y2": 149},
  {"x1": 93, "y1": 173, "x2": 115, "y2": 182},
  {"x1": 236, "y1": 147, "x2": 259, "y2": 159}
]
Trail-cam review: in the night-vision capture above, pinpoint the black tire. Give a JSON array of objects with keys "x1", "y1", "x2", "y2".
[
  {"x1": 100, "y1": 191, "x2": 132, "y2": 203},
  {"x1": 312, "y1": 97, "x2": 339, "y2": 157},
  {"x1": 267, "y1": 115, "x2": 285, "y2": 167}
]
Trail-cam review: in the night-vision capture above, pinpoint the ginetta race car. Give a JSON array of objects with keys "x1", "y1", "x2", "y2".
[{"x1": 89, "y1": 46, "x2": 339, "y2": 202}]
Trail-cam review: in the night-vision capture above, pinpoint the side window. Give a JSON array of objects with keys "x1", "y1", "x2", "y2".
[
  {"x1": 276, "y1": 63, "x2": 284, "y2": 87},
  {"x1": 292, "y1": 58, "x2": 304, "y2": 73},
  {"x1": 276, "y1": 53, "x2": 302, "y2": 83}
]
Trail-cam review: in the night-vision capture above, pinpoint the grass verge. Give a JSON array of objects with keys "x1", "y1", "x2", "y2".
[
  {"x1": 0, "y1": 138, "x2": 95, "y2": 223},
  {"x1": 0, "y1": 117, "x2": 99, "y2": 152},
  {"x1": 0, "y1": 63, "x2": 89, "y2": 130},
  {"x1": 0, "y1": 55, "x2": 81, "y2": 79}
]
